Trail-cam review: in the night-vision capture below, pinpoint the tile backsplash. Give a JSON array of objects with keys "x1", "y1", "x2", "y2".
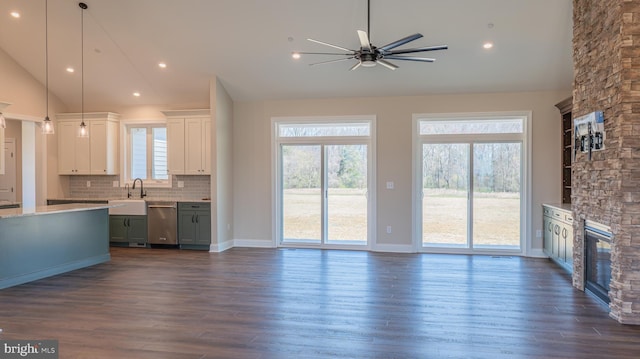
[{"x1": 65, "y1": 175, "x2": 211, "y2": 200}]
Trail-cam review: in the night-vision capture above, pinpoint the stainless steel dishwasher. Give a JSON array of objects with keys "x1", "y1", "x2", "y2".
[{"x1": 147, "y1": 201, "x2": 178, "y2": 245}]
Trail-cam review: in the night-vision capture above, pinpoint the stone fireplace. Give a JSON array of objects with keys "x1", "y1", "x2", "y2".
[
  {"x1": 584, "y1": 221, "x2": 613, "y2": 304},
  {"x1": 573, "y1": 0, "x2": 640, "y2": 324}
]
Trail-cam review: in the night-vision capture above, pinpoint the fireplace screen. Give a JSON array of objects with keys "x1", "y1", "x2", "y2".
[{"x1": 584, "y1": 221, "x2": 612, "y2": 304}]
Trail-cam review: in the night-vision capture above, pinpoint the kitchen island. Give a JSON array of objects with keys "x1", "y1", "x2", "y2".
[{"x1": 0, "y1": 204, "x2": 111, "y2": 289}]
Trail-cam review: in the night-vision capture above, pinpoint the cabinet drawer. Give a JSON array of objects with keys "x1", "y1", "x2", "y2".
[{"x1": 179, "y1": 202, "x2": 211, "y2": 211}]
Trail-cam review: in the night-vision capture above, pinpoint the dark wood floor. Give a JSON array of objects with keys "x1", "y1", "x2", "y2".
[{"x1": 1, "y1": 247, "x2": 640, "y2": 358}]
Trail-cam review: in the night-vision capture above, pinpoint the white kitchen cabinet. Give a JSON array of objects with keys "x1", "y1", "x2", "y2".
[
  {"x1": 166, "y1": 118, "x2": 185, "y2": 175},
  {"x1": 185, "y1": 117, "x2": 211, "y2": 174},
  {"x1": 57, "y1": 112, "x2": 120, "y2": 175},
  {"x1": 58, "y1": 120, "x2": 90, "y2": 174},
  {"x1": 163, "y1": 110, "x2": 211, "y2": 176},
  {"x1": 542, "y1": 204, "x2": 574, "y2": 273}
]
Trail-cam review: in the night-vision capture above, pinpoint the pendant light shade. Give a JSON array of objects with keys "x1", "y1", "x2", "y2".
[
  {"x1": 0, "y1": 102, "x2": 9, "y2": 129},
  {"x1": 77, "y1": 2, "x2": 89, "y2": 138},
  {"x1": 42, "y1": 0, "x2": 54, "y2": 135}
]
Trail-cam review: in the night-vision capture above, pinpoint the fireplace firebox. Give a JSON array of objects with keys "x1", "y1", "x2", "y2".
[{"x1": 584, "y1": 220, "x2": 612, "y2": 305}]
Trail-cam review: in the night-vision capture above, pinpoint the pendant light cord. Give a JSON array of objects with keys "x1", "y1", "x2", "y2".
[
  {"x1": 81, "y1": 2, "x2": 85, "y2": 126},
  {"x1": 45, "y1": 0, "x2": 49, "y2": 120}
]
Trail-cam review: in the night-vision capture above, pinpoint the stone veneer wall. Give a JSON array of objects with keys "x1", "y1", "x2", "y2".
[{"x1": 573, "y1": 0, "x2": 640, "y2": 324}]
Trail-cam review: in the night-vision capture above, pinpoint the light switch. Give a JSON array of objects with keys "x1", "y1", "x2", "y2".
[
  {"x1": 86, "y1": 181, "x2": 91, "y2": 188},
  {"x1": 386, "y1": 181, "x2": 394, "y2": 189}
]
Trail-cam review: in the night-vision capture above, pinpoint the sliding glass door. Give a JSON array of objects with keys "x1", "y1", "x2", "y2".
[
  {"x1": 417, "y1": 115, "x2": 526, "y2": 253},
  {"x1": 276, "y1": 118, "x2": 373, "y2": 248}
]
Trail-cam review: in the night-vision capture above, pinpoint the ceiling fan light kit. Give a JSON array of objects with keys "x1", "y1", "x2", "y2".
[{"x1": 294, "y1": 0, "x2": 447, "y2": 71}]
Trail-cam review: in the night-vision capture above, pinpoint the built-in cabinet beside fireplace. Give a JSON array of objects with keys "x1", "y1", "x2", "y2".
[{"x1": 543, "y1": 204, "x2": 574, "y2": 273}]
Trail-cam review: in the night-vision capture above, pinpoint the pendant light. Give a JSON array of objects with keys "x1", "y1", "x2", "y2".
[
  {"x1": 0, "y1": 102, "x2": 10, "y2": 129},
  {"x1": 42, "y1": 0, "x2": 55, "y2": 135},
  {"x1": 77, "y1": 2, "x2": 89, "y2": 138}
]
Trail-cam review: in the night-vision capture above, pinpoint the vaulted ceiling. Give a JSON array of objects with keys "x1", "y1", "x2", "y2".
[{"x1": 0, "y1": 0, "x2": 573, "y2": 111}]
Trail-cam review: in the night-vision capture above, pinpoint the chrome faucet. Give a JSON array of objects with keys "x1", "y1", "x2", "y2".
[
  {"x1": 125, "y1": 183, "x2": 131, "y2": 198},
  {"x1": 132, "y1": 178, "x2": 147, "y2": 198}
]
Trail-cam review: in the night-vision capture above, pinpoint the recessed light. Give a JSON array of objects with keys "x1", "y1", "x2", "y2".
[
  {"x1": 66, "y1": 67, "x2": 75, "y2": 73},
  {"x1": 133, "y1": 92, "x2": 141, "y2": 97},
  {"x1": 292, "y1": 52, "x2": 301, "y2": 60},
  {"x1": 10, "y1": 11, "x2": 20, "y2": 18},
  {"x1": 158, "y1": 62, "x2": 167, "y2": 69},
  {"x1": 483, "y1": 42, "x2": 494, "y2": 49}
]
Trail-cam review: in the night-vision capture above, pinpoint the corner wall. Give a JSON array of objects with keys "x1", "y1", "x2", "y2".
[{"x1": 211, "y1": 78, "x2": 234, "y2": 251}]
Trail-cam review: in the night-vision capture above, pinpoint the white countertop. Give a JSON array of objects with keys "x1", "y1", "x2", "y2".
[
  {"x1": 543, "y1": 203, "x2": 572, "y2": 212},
  {"x1": 0, "y1": 203, "x2": 112, "y2": 219}
]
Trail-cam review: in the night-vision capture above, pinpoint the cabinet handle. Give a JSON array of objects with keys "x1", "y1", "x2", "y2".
[
  {"x1": 191, "y1": 214, "x2": 195, "y2": 223},
  {"x1": 123, "y1": 218, "x2": 127, "y2": 227},
  {"x1": 554, "y1": 224, "x2": 560, "y2": 235},
  {"x1": 562, "y1": 228, "x2": 567, "y2": 238},
  {"x1": 196, "y1": 214, "x2": 199, "y2": 223},
  {"x1": 127, "y1": 218, "x2": 131, "y2": 227}
]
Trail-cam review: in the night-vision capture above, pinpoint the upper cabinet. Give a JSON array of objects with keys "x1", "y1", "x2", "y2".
[
  {"x1": 163, "y1": 110, "x2": 211, "y2": 175},
  {"x1": 57, "y1": 112, "x2": 120, "y2": 175}
]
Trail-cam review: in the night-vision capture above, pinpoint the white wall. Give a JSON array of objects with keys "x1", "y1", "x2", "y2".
[
  {"x1": 211, "y1": 78, "x2": 234, "y2": 251},
  {"x1": 233, "y1": 90, "x2": 570, "y2": 253},
  {"x1": 0, "y1": 46, "x2": 67, "y2": 203}
]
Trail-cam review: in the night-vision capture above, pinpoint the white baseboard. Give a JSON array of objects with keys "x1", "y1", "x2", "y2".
[
  {"x1": 371, "y1": 243, "x2": 414, "y2": 253},
  {"x1": 527, "y1": 248, "x2": 548, "y2": 258},
  {"x1": 233, "y1": 239, "x2": 276, "y2": 248},
  {"x1": 209, "y1": 240, "x2": 234, "y2": 253}
]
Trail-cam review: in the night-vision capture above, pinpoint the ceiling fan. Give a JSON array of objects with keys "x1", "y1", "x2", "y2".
[{"x1": 293, "y1": 0, "x2": 448, "y2": 70}]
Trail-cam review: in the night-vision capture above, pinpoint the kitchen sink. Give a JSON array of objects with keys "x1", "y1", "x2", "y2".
[{"x1": 108, "y1": 199, "x2": 147, "y2": 215}]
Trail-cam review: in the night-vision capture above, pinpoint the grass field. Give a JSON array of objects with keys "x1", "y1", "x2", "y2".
[{"x1": 283, "y1": 188, "x2": 520, "y2": 248}]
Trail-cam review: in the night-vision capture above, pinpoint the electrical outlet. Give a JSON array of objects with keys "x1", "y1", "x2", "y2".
[
  {"x1": 386, "y1": 181, "x2": 394, "y2": 189},
  {"x1": 386, "y1": 225, "x2": 392, "y2": 234},
  {"x1": 112, "y1": 181, "x2": 119, "y2": 187},
  {"x1": 178, "y1": 181, "x2": 185, "y2": 188},
  {"x1": 86, "y1": 181, "x2": 91, "y2": 188},
  {"x1": 536, "y1": 229, "x2": 542, "y2": 238}
]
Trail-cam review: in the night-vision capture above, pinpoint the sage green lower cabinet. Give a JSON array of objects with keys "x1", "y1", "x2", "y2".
[
  {"x1": 109, "y1": 215, "x2": 148, "y2": 247},
  {"x1": 178, "y1": 202, "x2": 211, "y2": 250}
]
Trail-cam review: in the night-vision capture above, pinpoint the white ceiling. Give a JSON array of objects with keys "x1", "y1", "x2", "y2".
[{"x1": 0, "y1": 0, "x2": 573, "y2": 112}]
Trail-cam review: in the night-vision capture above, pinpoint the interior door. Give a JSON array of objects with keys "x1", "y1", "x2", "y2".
[{"x1": 0, "y1": 139, "x2": 16, "y2": 202}]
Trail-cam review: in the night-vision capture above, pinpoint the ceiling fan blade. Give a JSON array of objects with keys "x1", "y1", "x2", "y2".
[
  {"x1": 384, "y1": 56, "x2": 436, "y2": 63},
  {"x1": 294, "y1": 51, "x2": 353, "y2": 56},
  {"x1": 376, "y1": 59, "x2": 398, "y2": 70},
  {"x1": 309, "y1": 57, "x2": 355, "y2": 66},
  {"x1": 378, "y1": 33, "x2": 423, "y2": 52},
  {"x1": 387, "y1": 45, "x2": 448, "y2": 55},
  {"x1": 307, "y1": 38, "x2": 354, "y2": 52},
  {"x1": 350, "y1": 62, "x2": 362, "y2": 71},
  {"x1": 357, "y1": 30, "x2": 372, "y2": 52}
]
